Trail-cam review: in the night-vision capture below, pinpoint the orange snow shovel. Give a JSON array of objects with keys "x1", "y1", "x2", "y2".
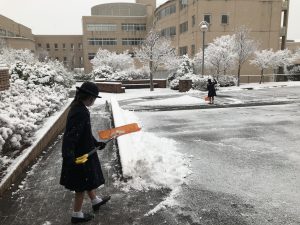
[
  {"x1": 97, "y1": 123, "x2": 141, "y2": 140},
  {"x1": 204, "y1": 96, "x2": 209, "y2": 102},
  {"x1": 75, "y1": 123, "x2": 141, "y2": 165}
]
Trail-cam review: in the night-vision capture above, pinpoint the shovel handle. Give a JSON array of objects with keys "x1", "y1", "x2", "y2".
[{"x1": 74, "y1": 138, "x2": 115, "y2": 164}]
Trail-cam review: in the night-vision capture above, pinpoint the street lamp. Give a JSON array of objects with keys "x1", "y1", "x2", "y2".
[{"x1": 199, "y1": 21, "x2": 209, "y2": 75}]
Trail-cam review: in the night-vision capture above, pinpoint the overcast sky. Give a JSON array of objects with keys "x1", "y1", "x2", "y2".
[{"x1": 0, "y1": 0, "x2": 299, "y2": 40}]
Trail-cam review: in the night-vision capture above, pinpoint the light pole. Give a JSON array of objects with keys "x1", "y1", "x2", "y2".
[{"x1": 199, "y1": 21, "x2": 208, "y2": 75}]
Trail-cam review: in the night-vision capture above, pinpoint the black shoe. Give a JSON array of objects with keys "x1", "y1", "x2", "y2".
[
  {"x1": 71, "y1": 213, "x2": 94, "y2": 224},
  {"x1": 92, "y1": 196, "x2": 111, "y2": 211}
]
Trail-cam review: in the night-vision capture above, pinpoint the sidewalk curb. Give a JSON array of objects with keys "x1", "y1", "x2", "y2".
[{"x1": 0, "y1": 101, "x2": 71, "y2": 196}]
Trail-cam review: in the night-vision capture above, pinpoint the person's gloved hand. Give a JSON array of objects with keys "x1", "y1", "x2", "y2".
[{"x1": 96, "y1": 141, "x2": 106, "y2": 150}]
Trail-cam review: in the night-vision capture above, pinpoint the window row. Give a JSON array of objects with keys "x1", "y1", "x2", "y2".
[
  {"x1": 87, "y1": 24, "x2": 117, "y2": 32},
  {"x1": 161, "y1": 26, "x2": 176, "y2": 37},
  {"x1": 37, "y1": 43, "x2": 82, "y2": 51},
  {"x1": 53, "y1": 56, "x2": 83, "y2": 65},
  {"x1": 0, "y1": 28, "x2": 16, "y2": 37},
  {"x1": 157, "y1": 4, "x2": 176, "y2": 20},
  {"x1": 179, "y1": 44, "x2": 200, "y2": 56},
  {"x1": 88, "y1": 38, "x2": 144, "y2": 46},
  {"x1": 86, "y1": 23, "x2": 146, "y2": 32},
  {"x1": 203, "y1": 14, "x2": 229, "y2": 25}
]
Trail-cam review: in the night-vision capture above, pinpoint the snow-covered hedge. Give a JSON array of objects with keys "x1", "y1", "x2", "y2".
[
  {"x1": 9, "y1": 60, "x2": 74, "y2": 88},
  {"x1": 0, "y1": 50, "x2": 74, "y2": 155},
  {"x1": 93, "y1": 66, "x2": 149, "y2": 81},
  {"x1": 0, "y1": 80, "x2": 69, "y2": 153}
]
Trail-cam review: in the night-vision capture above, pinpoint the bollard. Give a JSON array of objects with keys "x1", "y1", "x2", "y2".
[
  {"x1": 0, "y1": 65, "x2": 10, "y2": 91},
  {"x1": 179, "y1": 79, "x2": 192, "y2": 92}
]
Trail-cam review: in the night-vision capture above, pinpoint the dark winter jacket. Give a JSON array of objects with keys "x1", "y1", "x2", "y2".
[
  {"x1": 207, "y1": 79, "x2": 217, "y2": 97},
  {"x1": 60, "y1": 101, "x2": 105, "y2": 192}
]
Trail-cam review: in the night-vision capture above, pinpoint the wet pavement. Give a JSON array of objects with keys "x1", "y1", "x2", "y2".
[{"x1": 1, "y1": 85, "x2": 300, "y2": 225}]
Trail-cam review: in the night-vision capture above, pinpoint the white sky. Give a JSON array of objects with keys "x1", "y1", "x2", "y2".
[{"x1": 0, "y1": 0, "x2": 299, "y2": 40}]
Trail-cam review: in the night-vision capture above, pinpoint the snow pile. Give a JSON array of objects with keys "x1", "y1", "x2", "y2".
[{"x1": 111, "y1": 97, "x2": 191, "y2": 191}]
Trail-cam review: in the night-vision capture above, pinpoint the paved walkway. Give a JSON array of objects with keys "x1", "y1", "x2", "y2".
[{"x1": 0, "y1": 105, "x2": 168, "y2": 225}]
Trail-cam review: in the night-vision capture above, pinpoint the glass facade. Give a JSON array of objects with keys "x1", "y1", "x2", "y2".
[
  {"x1": 122, "y1": 24, "x2": 146, "y2": 31},
  {"x1": 88, "y1": 38, "x2": 117, "y2": 46},
  {"x1": 122, "y1": 38, "x2": 144, "y2": 45},
  {"x1": 157, "y1": 5, "x2": 176, "y2": 20},
  {"x1": 87, "y1": 24, "x2": 117, "y2": 32}
]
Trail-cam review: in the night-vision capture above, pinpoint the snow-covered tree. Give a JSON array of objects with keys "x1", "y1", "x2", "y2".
[
  {"x1": 0, "y1": 48, "x2": 36, "y2": 65},
  {"x1": 134, "y1": 29, "x2": 177, "y2": 91},
  {"x1": 272, "y1": 49, "x2": 293, "y2": 71},
  {"x1": 233, "y1": 26, "x2": 257, "y2": 86},
  {"x1": 91, "y1": 48, "x2": 134, "y2": 73},
  {"x1": 198, "y1": 35, "x2": 236, "y2": 78},
  {"x1": 250, "y1": 49, "x2": 275, "y2": 84},
  {"x1": 168, "y1": 55, "x2": 194, "y2": 90}
]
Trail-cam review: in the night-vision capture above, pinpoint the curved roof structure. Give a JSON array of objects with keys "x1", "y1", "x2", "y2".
[{"x1": 91, "y1": 3, "x2": 147, "y2": 17}]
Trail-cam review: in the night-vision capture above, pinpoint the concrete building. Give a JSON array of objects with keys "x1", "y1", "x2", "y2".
[
  {"x1": 82, "y1": 0, "x2": 156, "y2": 72},
  {"x1": 0, "y1": 14, "x2": 35, "y2": 51},
  {"x1": 1, "y1": 0, "x2": 300, "y2": 79},
  {"x1": 154, "y1": 0, "x2": 290, "y2": 77},
  {"x1": 34, "y1": 35, "x2": 83, "y2": 70}
]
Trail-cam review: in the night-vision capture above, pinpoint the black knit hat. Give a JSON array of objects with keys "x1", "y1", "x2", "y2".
[{"x1": 76, "y1": 82, "x2": 101, "y2": 98}]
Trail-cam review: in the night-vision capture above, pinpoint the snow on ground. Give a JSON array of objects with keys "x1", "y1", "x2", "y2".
[{"x1": 110, "y1": 97, "x2": 192, "y2": 192}]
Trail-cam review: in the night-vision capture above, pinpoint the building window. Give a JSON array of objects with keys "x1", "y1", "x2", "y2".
[
  {"x1": 71, "y1": 43, "x2": 74, "y2": 51},
  {"x1": 180, "y1": 21, "x2": 188, "y2": 34},
  {"x1": 0, "y1": 28, "x2": 6, "y2": 36},
  {"x1": 78, "y1": 43, "x2": 82, "y2": 50},
  {"x1": 221, "y1": 15, "x2": 229, "y2": 24},
  {"x1": 87, "y1": 24, "x2": 117, "y2": 32},
  {"x1": 54, "y1": 43, "x2": 58, "y2": 51},
  {"x1": 122, "y1": 38, "x2": 144, "y2": 46},
  {"x1": 63, "y1": 57, "x2": 67, "y2": 64},
  {"x1": 62, "y1": 43, "x2": 66, "y2": 50},
  {"x1": 157, "y1": 5, "x2": 176, "y2": 20},
  {"x1": 79, "y1": 57, "x2": 83, "y2": 65},
  {"x1": 46, "y1": 43, "x2": 50, "y2": 51},
  {"x1": 161, "y1": 26, "x2": 176, "y2": 37},
  {"x1": 191, "y1": 44, "x2": 195, "y2": 56},
  {"x1": 88, "y1": 53, "x2": 96, "y2": 60},
  {"x1": 122, "y1": 24, "x2": 146, "y2": 32},
  {"x1": 204, "y1": 14, "x2": 211, "y2": 24},
  {"x1": 179, "y1": 46, "x2": 188, "y2": 56},
  {"x1": 37, "y1": 43, "x2": 42, "y2": 47},
  {"x1": 88, "y1": 38, "x2": 117, "y2": 46},
  {"x1": 180, "y1": 0, "x2": 188, "y2": 10},
  {"x1": 192, "y1": 15, "x2": 195, "y2": 27}
]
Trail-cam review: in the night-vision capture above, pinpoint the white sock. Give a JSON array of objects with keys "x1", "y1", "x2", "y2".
[
  {"x1": 72, "y1": 211, "x2": 84, "y2": 218},
  {"x1": 91, "y1": 196, "x2": 103, "y2": 205}
]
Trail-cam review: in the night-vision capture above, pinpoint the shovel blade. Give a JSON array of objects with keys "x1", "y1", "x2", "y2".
[{"x1": 98, "y1": 123, "x2": 141, "y2": 140}]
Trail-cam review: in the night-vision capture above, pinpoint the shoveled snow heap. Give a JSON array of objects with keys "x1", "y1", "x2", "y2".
[{"x1": 110, "y1": 97, "x2": 192, "y2": 192}]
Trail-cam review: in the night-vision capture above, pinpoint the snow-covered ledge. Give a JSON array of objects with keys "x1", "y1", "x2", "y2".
[
  {"x1": 110, "y1": 97, "x2": 139, "y2": 178},
  {"x1": 0, "y1": 100, "x2": 72, "y2": 196}
]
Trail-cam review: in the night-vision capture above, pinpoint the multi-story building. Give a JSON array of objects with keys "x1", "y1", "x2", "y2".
[
  {"x1": 155, "y1": 0, "x2": 289, "y2": 77},
  {"x1": 0, "y1": 0, "x2": 299, "y2": 79},
  {"x1": 0, "y1": 14, "x2": 35, "y2": 51},
  {"x1": 34, "y1": 35, "x2": 84, "y2": 70},
  {"x1": 82, "y1": 0, "x2": 156, "y2": 72}
]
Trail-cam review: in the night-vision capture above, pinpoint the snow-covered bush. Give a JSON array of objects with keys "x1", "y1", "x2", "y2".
[
  {"x1": 0, "y1": 48, "x2": 73, "y2": 155},
  {"x1": 92, "y1": 65, "x2": 114, "y2": 80},
  {"x1": 0, "y1": 80, "x2": 69, "y2": 153},
  {"x1": 93, "y1": 66, "x2": 149, "y2": 81},
  {"x1": 287, "y1": 65, "x2": 300, "y2": 81},
  {"x1": 9, "y1": 60, "x2": 74, "y2": 88},
  {"x1": 91, "y1": 48, "x2": 134, "y2": 72},
  {"x1": 168, "y1": 55, "x2": 195, "y2": 90},
  {"x1": 217, "y1": 75, "x2": 237, "y2": 87}
]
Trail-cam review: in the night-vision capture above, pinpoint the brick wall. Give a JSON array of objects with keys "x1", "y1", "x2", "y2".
[{"x1": 0, "y1": 68, "x2": 10, "y2": 91}]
